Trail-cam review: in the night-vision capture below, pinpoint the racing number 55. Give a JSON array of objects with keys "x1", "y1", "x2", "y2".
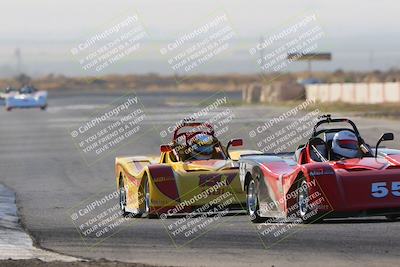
[{"x1": 371, "y1": 182, "x2": 400, "y2": 198}]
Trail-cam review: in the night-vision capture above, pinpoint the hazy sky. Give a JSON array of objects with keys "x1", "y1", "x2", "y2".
[
  {"x1": 1, "y1": 0, "x2": 399, "y2": 40},
  {"x1": 1, "y1": 0, "x2": 400, "y2": 76}
]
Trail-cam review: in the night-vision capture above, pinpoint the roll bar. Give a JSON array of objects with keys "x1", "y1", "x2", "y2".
[
  {"x1": 312, "y1": 114, "x2": 362, "y2": 141},
  {"x1": 173, "y1": 121, "x2": 214, "y2": 141}
]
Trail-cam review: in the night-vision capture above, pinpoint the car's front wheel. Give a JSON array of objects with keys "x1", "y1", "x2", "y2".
[
  {"x1": 297, "y1": 179, "x2": 310, "y2": 222},
  {"x1": 247, "y1": 179, "x2": 262, "y2": 223},
  {"x1": 119, "y1": 180, "x2": 129, "y2": 217},
  {"x1": 144, "y1": 178, "x2": 158, "y2": 219},
  {"x1": 296, "y1": 178, "x2": 321, "y2": 223}
]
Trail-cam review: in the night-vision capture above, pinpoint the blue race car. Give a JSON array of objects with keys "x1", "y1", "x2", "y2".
[{"x1": 6, "y1": 85, "x2": 47, "y2": 111}]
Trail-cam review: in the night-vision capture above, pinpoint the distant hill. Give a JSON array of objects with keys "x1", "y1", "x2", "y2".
[{"x1": 1, "y1": 70, "x2": 400, "y2": 92}]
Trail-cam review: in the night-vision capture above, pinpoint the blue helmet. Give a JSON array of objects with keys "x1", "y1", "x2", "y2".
[{"x1": 191, "y1": 134, "x2": 214, "y2": 158}]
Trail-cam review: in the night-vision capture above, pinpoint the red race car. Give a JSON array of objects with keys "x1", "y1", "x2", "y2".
[{"x1": 240, "y1": 115, "x2": 400, "y2": 223}]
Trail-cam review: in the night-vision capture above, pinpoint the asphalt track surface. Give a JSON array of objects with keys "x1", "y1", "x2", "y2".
[{"x1": 1, "y1": 90, "x2": 400, "y2": 267}]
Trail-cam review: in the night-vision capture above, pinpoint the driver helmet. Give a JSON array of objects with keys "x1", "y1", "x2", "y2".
[
  {"x1": 332, "y1": 130, "x2": 359, "y2": 159},
  {"x1": 190, "y1": 134, "x2": 214, "y2": 160}
]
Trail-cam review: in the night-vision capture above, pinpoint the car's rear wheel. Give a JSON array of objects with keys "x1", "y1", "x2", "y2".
[
  {"x1": 6, "y1": 107, "x2": 12, "y2": 111},
  {"x1": 247, "y1": 179, "x2": 262, "y2": 223},
  {"x1": 40, "y1": 105, "x2": 47, "y2": 111}
]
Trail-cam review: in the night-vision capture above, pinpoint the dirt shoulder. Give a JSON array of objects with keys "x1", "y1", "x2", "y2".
[{"x1": 269, "y1": 100, "x2": 400, "y2": 119}]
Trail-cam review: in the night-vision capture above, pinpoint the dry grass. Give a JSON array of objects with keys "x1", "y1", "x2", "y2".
[{"x1": 275, "y1": 100, "x2": 400, "y2": 119}]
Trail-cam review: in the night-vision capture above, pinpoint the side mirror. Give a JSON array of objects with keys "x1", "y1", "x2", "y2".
[
  {"x1": 229, "y1": 139, "x2": 243, "y2": 147},
  {"x1": 381, "y1": 132, "x2": 394, "y2": 141},
  {"x1": 375, "y1": 133, "x2": 394, "y2": 157},
  {"x1": 160, "y1": 144, "x2": 173, "y2": 153},
  {"x1": 227, "y1": 138, "x2": 243, "y2": 153}
]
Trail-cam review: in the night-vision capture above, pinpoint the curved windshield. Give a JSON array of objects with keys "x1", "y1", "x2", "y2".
[{"x1": 20, "y1": 86, "x2": 36, "y2": 94}]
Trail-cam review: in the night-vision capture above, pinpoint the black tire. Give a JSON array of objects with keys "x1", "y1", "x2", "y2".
[
  {"x1": 147, "y1": 213, "x2": 160, "y2": 219},
  {"x1": 247, "y1": 179, "x2": 262, "y2": 223},
  {"x1": 295, "y1": 178, "x2": 321, "y2": 224},
  {"x1": 119, "y1": 179, "x2": 130, "y2": 217},
  {"x1": 143, "y1": 177, "x2": 159, "y2": 219}
]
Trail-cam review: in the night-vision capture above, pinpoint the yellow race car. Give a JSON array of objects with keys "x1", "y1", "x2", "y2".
[{"x1": 115, "y1": 121, "x2": 258, "y2": 218}]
